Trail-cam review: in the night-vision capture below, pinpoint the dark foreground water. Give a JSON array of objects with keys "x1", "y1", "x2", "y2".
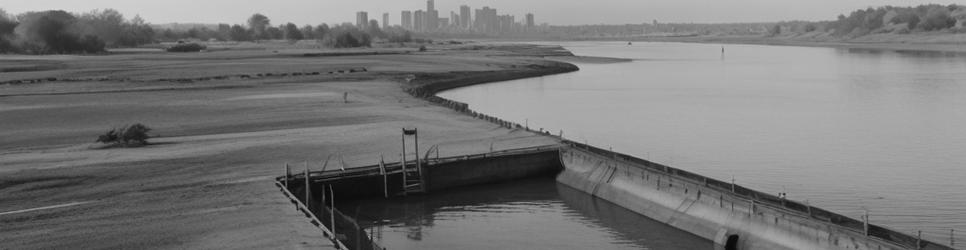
[
  {"x1": 440, "y1": 41, "x2": 966, "y2": 244},
  {"x1": 340, "y1": 177, "x2": 711, "y2": 250}
]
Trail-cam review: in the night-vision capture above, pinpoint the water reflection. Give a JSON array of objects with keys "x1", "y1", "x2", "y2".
[{"x1": 340, "y1": 177, "x2": 710, "y2": 250}]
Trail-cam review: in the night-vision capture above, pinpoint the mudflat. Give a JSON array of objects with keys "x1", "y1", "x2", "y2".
[{"x1": 0, "y1": 44, "x2": 574, "y2": 249}]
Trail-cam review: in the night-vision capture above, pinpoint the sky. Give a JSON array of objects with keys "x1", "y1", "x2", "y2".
[{"x1": 2, "y1": 0, "x2": 957, "y2": 26}]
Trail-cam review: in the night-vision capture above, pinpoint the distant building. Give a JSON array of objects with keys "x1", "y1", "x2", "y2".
[
  {"x1": 526, "y1": 13, "x2": 535, "y2": 28},
  {"x1": 451, "y1": 12, "x2": 460, "y2": 28},
  {"x1": 439, "y1": 18, "x2": 449, "y2": 28},
  {"x1": 383, "y1": 13, "x2": 389, "y2": 28},
  {"x1": 427, "y1": 0, "x2": 435, "y2": 12},
  {"x1": 414, "y1": 10, "x2": 425, "y2": 31},
  {"x1": 356, "y1": 12, "x2": 368, "y2": 29},
  {"x1": 402, "y1": 11, "x2": 413, "y2": 30},
  {"x1": 426, "y1": 10, "x2": 438, "y2": 31},
  {"x1": 460, "y1": 5, "x2": 472, "y2": 29}
]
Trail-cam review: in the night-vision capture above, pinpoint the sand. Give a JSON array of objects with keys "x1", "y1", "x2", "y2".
[{"x1": 0, "y1": 44, "x2": 571, "y2": 249}]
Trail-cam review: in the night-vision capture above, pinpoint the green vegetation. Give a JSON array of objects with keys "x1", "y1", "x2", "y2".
[
  {"x1": 0, "y1": 9, "x2": 154, "y2": 54},
  {"x1": 95, "y1": 123, "x2": 152, "y2": 147},
  {"x1": 166, "y1": 42, "x2": 205, "y2": 52},
  {"x1": 825, "y1": 4, "x2": 965, "y2": 36}
]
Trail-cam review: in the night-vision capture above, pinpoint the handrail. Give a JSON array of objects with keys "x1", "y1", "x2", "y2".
[{"x1": 274, "y1": 180, "x2": 349, "y2": 250}]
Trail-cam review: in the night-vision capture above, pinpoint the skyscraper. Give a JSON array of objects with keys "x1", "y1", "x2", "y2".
[
  {"x1": 460, "y1": 5, "x2": 472, "y2": 29},
  {"x1": 526, "y1": 13, "x2": 535, "y2": 28},
  {"x1": 402, "y1": 11, "x2": 412, "y2": 30},
  {"x1": 356, "y1": 12, "x2": 368, "y2": 29},
  {"x1": 414, "y1": 10, "x2": 424, "y2": 31},
  {"x1": 427, "y1": 0, "x2": 435, "y2": 12},
  {"x1": 383, "y1": 13, "x2": 389, "y2": 28}
]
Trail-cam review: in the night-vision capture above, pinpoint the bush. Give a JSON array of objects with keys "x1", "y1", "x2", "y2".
[
  {"x1": 96, "y1": 123, "x2": 152, "y2": 146},
  {"x1": 418, "y1": 45, "x2": 427, "y2": 52},
  {"x1": 166, "y1": 42, "x2": 206, "y2": 52}
]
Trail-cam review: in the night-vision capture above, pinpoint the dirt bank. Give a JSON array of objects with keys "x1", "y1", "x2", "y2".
[{"x1": 0, "y1": 43, "x2": 575, "y2": 249}]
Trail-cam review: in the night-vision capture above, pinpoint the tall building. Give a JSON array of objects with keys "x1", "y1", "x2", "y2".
[
  {"x1": 356, "y1": 11, "x2": 368, "y2": 29},
  {"x1": 427, "y1": 0, "x2": 435, "y2": 12},
  {"x1": 474, "y1": 7, "x2": 498, "y2": 33},
  {"x1": 401, "y1": 11, "x2": 412, "y2": 30},
  {"x1": 526, "y1": 13, "x2": 534, "y2": 28},
  {"x1": 414, "y1": 10, "x2": 425, "y2": 31},
  {"x1": 426, "y1": 10, "x2": 438, "y2": 31},
  {"x1": 382, "y1": 13, "x2": 389, "y2": 28},
  {"x1": 460, "y1": 5, "x2": 472, "y2": 29},
  {"x1": 451, "y1": 12, "x2": 459, "y2": 27}
]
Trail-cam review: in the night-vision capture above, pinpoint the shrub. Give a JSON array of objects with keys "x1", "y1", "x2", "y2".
[
  {"x1": 96, "y1": 123, "x2": 152, "y2": 147},
  {"x1": 418, "y1": 45, "x2": 427, "y2": 52},
  {"x1": 166, "y1": 42, "x2": 206, "y2": 52}
]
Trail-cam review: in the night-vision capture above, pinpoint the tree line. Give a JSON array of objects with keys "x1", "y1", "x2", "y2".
[{"x1": 0, "y1": 9, "x2": 413, "y2": 54}]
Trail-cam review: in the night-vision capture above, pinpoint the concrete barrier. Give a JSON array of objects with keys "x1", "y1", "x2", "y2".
[{"x1": 556, "y1": 145, "x2": 953, "y2": 250}]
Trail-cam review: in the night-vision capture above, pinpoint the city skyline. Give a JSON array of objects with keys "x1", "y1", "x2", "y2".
[{"x1": 2, "y1": 0, "x2": 954, "y2": 26}]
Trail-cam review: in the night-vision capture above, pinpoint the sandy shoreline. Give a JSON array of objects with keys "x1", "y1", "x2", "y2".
[{"x1": 0, "y1": 44, "x2": 575, "y2": 248}]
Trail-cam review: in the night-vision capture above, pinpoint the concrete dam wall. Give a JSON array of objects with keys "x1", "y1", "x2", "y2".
[
  {"x1": 290, "y1": 143, "x2": 952, "y2": 250},
  {"x1": 556, "y1": 142, "x2": 952, "y2": 250}
]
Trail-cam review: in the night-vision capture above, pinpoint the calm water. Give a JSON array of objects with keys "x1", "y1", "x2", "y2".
[
  {"x1": 342, "y1": 177, "x2": 711, "y2": 250},
  {"x1": 440, "y1": 41, "x2": 966, "y2": 243}
]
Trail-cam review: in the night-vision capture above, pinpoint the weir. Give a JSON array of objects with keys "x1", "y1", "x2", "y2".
[{"x1": 279, "y1": 140, "x2": 955, "y2": 250}]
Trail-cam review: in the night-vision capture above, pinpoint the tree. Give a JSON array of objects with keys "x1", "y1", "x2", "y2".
[
  {"x1": 367, "y1": 20, "x2": 385, "y2": 38},
  {"x1": 919, "y1": 7, "x2": 956, "y2": 31},
  {"x1": 283, "y1": 22, "x2": 303, "y2": 40},
  {"x1": 78, "y1": 9, "x2": 125, "y2": 46},
  {"x1": 247, "y1": 13, "x2": 270, "y2": 40},
  {"x1": 767, "y1": 24, "x2": 781, "y2": 36},
  {"x1": 229, "y1": 24, "x2": 251, "y2": 41},
  {"x1": 313, "y1": 23, "x2": 329, "y2": 40},
  {"x1": 300, "y1": 25, "x2": 315, "y2": 40},
  {"x1": 265, "y1": 26, "x2": 283, "y2": 40},
  {"x1": 15, "y1": 10, "x2": 105, "y2": 53},
  {"x1": 116, "y1": 15, "x2": 155, "y2": 46}
]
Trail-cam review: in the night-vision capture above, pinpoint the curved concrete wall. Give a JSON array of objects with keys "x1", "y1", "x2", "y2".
[{"x1": 556, "y1": 147, "x2": 911, "y2": 250}]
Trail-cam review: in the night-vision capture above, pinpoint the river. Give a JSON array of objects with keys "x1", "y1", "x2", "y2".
[{"x1": 438, "y1": 41, "x2": 966, "y2": 244}]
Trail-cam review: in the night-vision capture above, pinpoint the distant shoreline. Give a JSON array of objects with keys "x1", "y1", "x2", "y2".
[{"x1": 629, "y1": 35, "x2": 966, "y2": 53}]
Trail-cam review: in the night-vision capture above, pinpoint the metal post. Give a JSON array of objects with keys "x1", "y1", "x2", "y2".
[
  {"x1": 414, "y1": 128, "x2": 421, "y2": 179},
  {"x1": 401, "y1": 130, "x2": 407, "y2": 195},
  {"x1": 330, "y1": 185, "x2": 336, "y2": 242},
  {"x1": 864, "y1": 210, "x2": 869, "y2": 236},
  {"x1": 917, "y1": 231, "x2": 922, "y2": 250},
  {"x1": 284, "y1": 163, "x2": 290, "y2": 189},
  {"x1": 305, "y1": 162, "x2": 311, "y2": 210},
  {"x1": 380, "y1": 156, "x2": 388, "y2": 198},
  {"x1": 731, "y1": 176, "x2": 736, "y2": 193}
]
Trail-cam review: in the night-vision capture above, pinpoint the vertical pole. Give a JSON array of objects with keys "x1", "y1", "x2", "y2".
[
  {"x1": 380, "y1": 156, "x2": 388, "y2": 198},
  {"x1": 401, "y1": 130, "x2": 407, "y2": 195},
  {"x1": 952, "y1": 229, "x2": 955, "y2": 247},
  {"x1": 916, "y1": 230, "x2": 922, "y2": 250},
  {"x1": 415, "y1": 128, "x2": 421, "y2": 178},
  {"x1": 305, "y1": 162, "x2": 311, "y2": 211},
  {"x1": 864, "y1": 210, "x2": 869, "y2": 236},
  {"x1": 330, "y1": 185, "x2": 336, "y2": 242},
  {"x1": 731, "y1": 176, "x2": 736, "y2": 193},
  {"x1": 284, "y1": 163, "x2": 290, "y2": 189}
]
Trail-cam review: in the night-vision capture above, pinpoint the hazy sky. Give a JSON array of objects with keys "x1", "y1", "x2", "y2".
[{"x1": 3, "y1": 0, "x2": 956, "y2": 26}]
